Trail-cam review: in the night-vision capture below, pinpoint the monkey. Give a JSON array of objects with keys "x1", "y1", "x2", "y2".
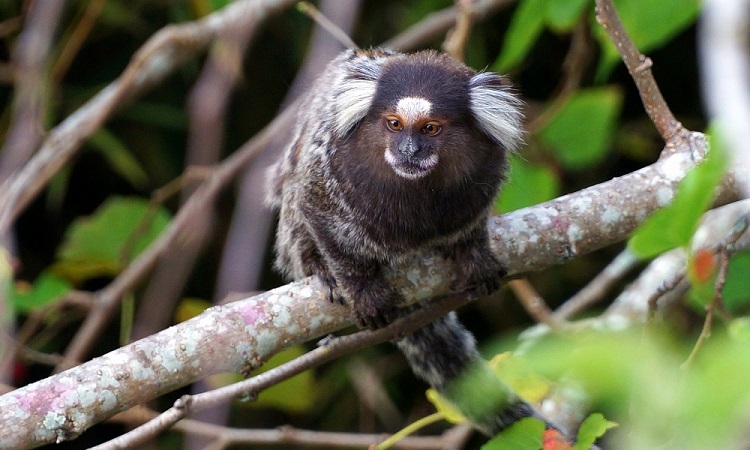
[{"x1": 266, "y1": 48, "x2": 549, "y2": 436}]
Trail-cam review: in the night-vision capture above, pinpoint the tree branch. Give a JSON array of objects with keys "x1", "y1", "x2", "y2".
[
  {"x1": 0, "y1": 134, "x2": 717, "y2": 448},
  {"x1": 0, "y1": 0, "x2": 299, "y2": 239},
  {"x1": 594, "y1": 0, "x2": 688, "y2": 144},
  {"x1": 699, "y1": 0, "x2": 750, "y2": 197}
]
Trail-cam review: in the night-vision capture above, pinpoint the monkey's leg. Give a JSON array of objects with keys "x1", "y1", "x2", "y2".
[
  {"x1": 444, "y1": 223, "x2": 506, "y2": 296},
  {"x1": 396, "y1": 312, "x2": 549, "y2": 436},
  {"x1": 308, "y1": 228, "x2": 401, "y2": 329},
  {"x1": 297, "y1": 229, "x2": 347, "y2": 306},
  {"x1": 275, "y1": 212, "x2": 344, "y2": 304}
]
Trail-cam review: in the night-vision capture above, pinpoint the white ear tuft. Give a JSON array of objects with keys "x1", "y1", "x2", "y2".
[
  {"x1": 332, "y1": 56, "x2": 385, "y2": 136},
  {"x1": 468, "y1": 72, "x2": 524, "y2": 152}
]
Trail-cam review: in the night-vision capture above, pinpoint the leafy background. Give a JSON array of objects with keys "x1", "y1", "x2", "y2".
[{"x1": 3, "y1": 0, "x2": 748, "y2": 449}]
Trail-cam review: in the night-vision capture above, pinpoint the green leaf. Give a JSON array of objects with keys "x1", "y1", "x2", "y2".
[
  {"x1": 243, "y1": 345, "x2": 317, "y2": 413},
  {"x1": 593, "y1": 0, "x2": 701, "y2": 80},
  {"x1": 482, "y1": 417, "x2": 545, "y2": 450},
  {"x1": 175, "y1": 297, "x2": 213, "y2": 323},
  {"x1": 628, "y1": 130, "x2": 728, "y2": 259},
  {"x1": 728, "y1": 317, "x2": 750, "y2": 343},
  {"x1": 545, "y1": 0, "x2": 589, "y2": 31},
  {"x1": 493, "y1": 0, "x2": 546, "y2": 72},
  {"x1": 539, "y1": 87, "x2": 623, "y2": 169},
  {"x1": 488, "y1": 353, "x2": 551, "y2": 403},
  {"x1": 573, "y1": 413, "x2": 617, "y2": 450},
  {"x1": 89, "y1": 129, "x2": 150, "y2": 190},
  {"x1": 722, "y1": 251, "x2": 750, "y2": 311},
  {"x1": 497, "y1": 157, "x2": 560, "y2": 213},
  {"x1": 11, "y1": 272, "x2": 72, "y2": 313},
  {"x1": 426, "y1": 388, "x2": 467, "y2": 424},
  {"x1": 54, "y1": 196, "x2": 172, "y2": 282}
]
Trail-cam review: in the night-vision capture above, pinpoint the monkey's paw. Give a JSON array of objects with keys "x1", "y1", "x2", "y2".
[
  {"x1": 451, "y1": 252, "x2": 507, "y2": 297},
  {"x1": 316, "y1": 273, "x2": 346, "y2": 305},
  {"x1": 350, "y1": 282, "x2": 400, "y2": 330}
]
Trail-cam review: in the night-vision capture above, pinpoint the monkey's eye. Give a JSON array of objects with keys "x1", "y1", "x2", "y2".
[
  {"x1": 422, "y1": 122, "x2": 442, "y2": 136},
  {"x1": 385, "y1": 116, "x2": 403, "y2": 132}
]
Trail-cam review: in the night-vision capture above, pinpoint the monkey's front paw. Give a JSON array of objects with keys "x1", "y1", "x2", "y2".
[
  {"x1": 316, "y1": 273, "x2": 346, "y2": 305},
  {"x1": 451, "y1": 256, "x2": 507, "y2": 297},
  {"x1": 351, "y1": 283, "x2": 400, "y2": 330},
  {"x1": 470, "y1": 266, "x2": 506, "y2": 297}
]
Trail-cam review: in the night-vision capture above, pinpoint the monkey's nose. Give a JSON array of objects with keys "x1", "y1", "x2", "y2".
[{"x1": 398, "y1": 137, "x2": 420, "y2": 158}]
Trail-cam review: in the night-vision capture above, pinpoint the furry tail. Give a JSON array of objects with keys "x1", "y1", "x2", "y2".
[{"x1": 395, "y1": 313, "x2": 548, "y2": 436}]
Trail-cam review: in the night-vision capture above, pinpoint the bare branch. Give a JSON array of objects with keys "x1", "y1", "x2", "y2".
[
  {"x1": 699, "y1": 0, "x2": 750, "y2": 198},
  {"x1": 383, "y1": 0, "x2": 514, "y2": 52},
  {"x1": 0, "y1": 0, "x2": 299, "y2": 238},
  {"x1": 297, "y1": 1, "x2": 358, "y2": 50},
  {"x1": 509, "y1": 279, "x2": 563, "y2": 329},
  {"x1": 0, "y1": 0, "x2": 65, "y2": 183},
  {"x1": 594, "y1": 0, "x2": 689, "y2": 144},
  {"x1": 553, "y1": 250, "x2": 640, "y2": 320},
  {"x1": 442, "y1": 0, "x2": 474, "y2": 61}
]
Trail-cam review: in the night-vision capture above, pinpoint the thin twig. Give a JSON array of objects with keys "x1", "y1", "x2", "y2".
[
  {"x1": 442, "y1": 0, "x2": 474, "y2": 62},
  {"x1": 646, "y1": 273, "x2": 684, "y2": 322},
  {"x1": 554, "y1": 250, "x2": 639, "y2": 320},
  {"x1": 682, "y1": 213, "x2": 749, "y2": 367},
  {"x1": 52, "y1": 0, "x2": 106, "y2": 82},
  {"x1": 594, "y1": 0, "x2": 688, "y2": 144},
  {"x1": 509, "y1": 279, "x2": 564, "y2": 330},
  {"x1": 383, "y1": 0, "x2": 514, "y2": 52},
  {"x1": 297, "y1": 2, "x2": 358, "y2": 49}
]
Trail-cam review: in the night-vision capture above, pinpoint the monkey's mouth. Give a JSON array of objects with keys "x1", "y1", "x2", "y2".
[{"x1": 384, "y1": 149, "x2": 438, "y2": 180}]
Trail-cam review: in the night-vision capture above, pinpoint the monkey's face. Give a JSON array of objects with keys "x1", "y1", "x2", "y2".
[
  {"x1": 331, "y1": 50, "x2": 523, "y2": 187},
  {"x1": 381, "y1": 96, "x2": 445, "y2": 180}
]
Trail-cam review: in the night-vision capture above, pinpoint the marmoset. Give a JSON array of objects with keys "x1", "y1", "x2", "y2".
[{"x1": 267, "y1": 48, "x2": 543, "y2": 434}]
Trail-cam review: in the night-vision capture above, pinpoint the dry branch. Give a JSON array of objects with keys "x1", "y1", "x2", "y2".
[
  {"x1": 594, "y1": 0, "x2": 688, "y2": 144},
  {"x1": 0, "y1": 0, "x2": 298, "y2": 238}
]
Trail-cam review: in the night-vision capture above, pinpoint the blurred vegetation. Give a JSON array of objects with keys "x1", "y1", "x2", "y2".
[{"x1": 3, "y1": 0, "x2": 749, "y2": 449}]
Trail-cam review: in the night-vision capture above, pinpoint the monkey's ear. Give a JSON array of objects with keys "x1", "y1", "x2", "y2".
[
  {"x1": 332, "y1": 57, "x2": 384, "y2": 136},
  {"x1": 468, "y1": 72, "x2": 524, "y2": 151}
]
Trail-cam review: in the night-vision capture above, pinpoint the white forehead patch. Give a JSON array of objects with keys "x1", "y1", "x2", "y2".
[{"x1": 396, "y1": 97, "x2": 432, "y2": 124}]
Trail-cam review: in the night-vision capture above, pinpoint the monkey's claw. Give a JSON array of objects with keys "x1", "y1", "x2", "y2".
[{"x1": 317, "y1": 273, "x2": 346, "y2": 305}]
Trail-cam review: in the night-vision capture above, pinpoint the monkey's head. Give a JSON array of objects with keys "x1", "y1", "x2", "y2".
[{"x1": 332, "y1": 50, "x2": 523, "y2": 184}]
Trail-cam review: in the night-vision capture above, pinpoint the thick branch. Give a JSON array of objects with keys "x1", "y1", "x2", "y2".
[
  {"x1": 0, "y1": 134, "x2": 713, "y2": 449},
  {"x1": 699, "y1": 0, "x2": 750, "y2": 197}
]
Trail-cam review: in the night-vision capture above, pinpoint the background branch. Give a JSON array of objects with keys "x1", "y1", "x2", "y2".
[
  {"x1": 594, "y1": 0, "x2": 688, "y2": 143},
  {"x1": 699, "y1": 0, "x2": 750, "y2": 197},
  {"x1": 0, "y1": 0, "x2": 298, "y2": 238}
]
